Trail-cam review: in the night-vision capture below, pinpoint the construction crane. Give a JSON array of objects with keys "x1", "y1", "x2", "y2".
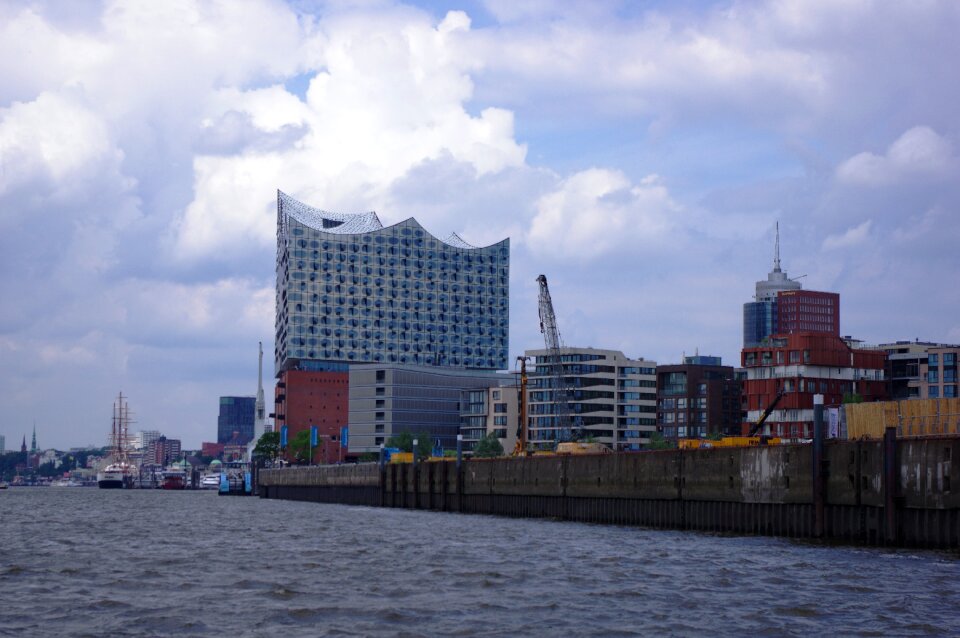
[
  {"x1": 749, "y1": 388, "x2": 786, "y2": 437},
  {"x1": 513, "y1": 356, "x2": 530, "y2": 457},
  {"x1": 536, "y1": 275, "x2": 576, "y2": 443}
]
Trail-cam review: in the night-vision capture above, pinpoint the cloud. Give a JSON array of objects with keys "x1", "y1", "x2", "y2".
[
  {"x1": 836, "y1": 126, "x2": 957, "y2": 186},
  {"x1": 528, "y1": 169, "x2": 678, "y2": 260},
  {"x1": 0, "y1": 90, "x2": 130, "y2": 204},
  {"x1": 172, "y1": 8, "x2": 526, "y2": 262},
  {"x1": 821, "y1": 220, "x2": 872, "y2": 251}
]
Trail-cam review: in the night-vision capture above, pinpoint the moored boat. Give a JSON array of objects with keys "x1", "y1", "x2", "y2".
[
  {"x1": 161, "y1": 470, "x2": 187, "y2": 490},
  {"x1": 98, "y1": 392, "x2": 136, "y2": 489}
]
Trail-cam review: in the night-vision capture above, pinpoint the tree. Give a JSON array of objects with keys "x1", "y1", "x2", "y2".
[
  {"x1": 253, "y1": 431, "x2": 281, "y2": 462},
  {"x1": 386, "y1": 431, "x2": 433, "y2": 458},
  {"x1": 646, "y1": 432, "x2": 676, "y2": 450},
  {"x1": 288, "y1": 430, "x2": 314, "y2": 465},
  {"x1": 473, "y1": 433, "x2": 504, "y2": 458}
]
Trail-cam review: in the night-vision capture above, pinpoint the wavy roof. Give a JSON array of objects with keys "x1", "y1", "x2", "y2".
[
  {"x1": 278, "y1": 191, "x2": 502, "y2": 250},
  {"x1": 278, "y1": 190, "x2": 382, "y2": 235}
]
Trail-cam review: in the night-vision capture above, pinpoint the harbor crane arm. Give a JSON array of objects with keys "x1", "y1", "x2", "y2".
[{"x1": 749, "y1": 388, "x2": 786, "y2": 437}]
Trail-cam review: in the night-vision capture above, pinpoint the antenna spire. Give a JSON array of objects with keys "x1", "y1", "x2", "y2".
[{"x1": 773, "y1": 221, "x2": 781, "y2": 272}]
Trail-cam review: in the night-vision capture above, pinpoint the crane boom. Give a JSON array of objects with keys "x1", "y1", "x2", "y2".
[
  {"x1": 536, "y1": 275, "x2": 562, "y2": 351},
  {"x1": 536, "y1": 275, "x2": 576, "y2": 443}
]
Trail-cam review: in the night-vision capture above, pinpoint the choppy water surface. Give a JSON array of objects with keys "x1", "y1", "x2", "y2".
[{"x1": 2, "y1": 489, "x2": 959, "y2": 636}]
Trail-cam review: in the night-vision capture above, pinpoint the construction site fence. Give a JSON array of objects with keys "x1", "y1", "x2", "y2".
[{"x1": 845, "y1": 398, "x2": 960, "y2": 439}]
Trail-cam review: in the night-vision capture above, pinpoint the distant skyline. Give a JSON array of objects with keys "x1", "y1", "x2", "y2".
[{"x1": 1, "y1": 1, "x2": 958, "y2": 448}]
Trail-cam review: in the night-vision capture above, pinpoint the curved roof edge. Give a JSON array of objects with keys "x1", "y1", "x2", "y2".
[
  {"x1": 278, "y1": 190, "x2": 383, "y2": 235},
  {"x1": 278, "y1": 191, "x2": 508, "y2": 250}
]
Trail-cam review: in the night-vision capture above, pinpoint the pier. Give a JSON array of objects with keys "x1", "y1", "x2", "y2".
[{"x1": 258, "y1": 431, "x2": 960, "y2": 549}]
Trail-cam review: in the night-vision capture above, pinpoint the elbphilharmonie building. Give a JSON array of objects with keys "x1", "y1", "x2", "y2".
[{"x1": 274, "y1": 191, "x2": 510, "y2": 376}]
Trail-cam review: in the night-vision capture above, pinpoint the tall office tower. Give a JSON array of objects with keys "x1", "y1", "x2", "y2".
[
  {"x1": 776, "y1": 289, "x2": 840, "y2": 337},
  {"x1": 743, "y1": 223, "x2": 802, "y2": 348},
  {"x1": 217, "y1": 396, "x2": 256, "y2": 445},
  {"x1": 274, "y1": 191, "x2": 510, "y2": 456}
]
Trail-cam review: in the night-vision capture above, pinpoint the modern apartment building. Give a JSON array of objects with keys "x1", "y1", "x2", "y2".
[
  {"x1": 348, "y1": 364, "x2": 506, "y2": 454},
  {"x1": 922, "y1": 345, "x2": 960, "y2": 399},
  {"x1": 741, "y1": 333, "x2": 887, "y2": 438},
  {"x1": 657, "y1": 355, "x2": 742, "y2": 440},
  {"x1": 524, "y1": 347, "x2": 657, "y2": 451},
  {"x1": 460, "y1": 382, "x2": 519, "y2": 455}
]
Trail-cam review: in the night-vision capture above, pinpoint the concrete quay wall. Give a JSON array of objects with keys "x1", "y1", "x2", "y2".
[{"x1": 258, "y1": 436, "x2": 960, "y2": 549}]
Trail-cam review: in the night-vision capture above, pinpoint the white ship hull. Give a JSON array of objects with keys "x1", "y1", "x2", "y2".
[{"x1": 97, "y1": 465, "x2": 133, "y2": 489}]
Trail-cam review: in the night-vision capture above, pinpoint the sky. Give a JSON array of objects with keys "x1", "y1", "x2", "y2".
[{"x1": 1, "y1": 0, "x2": 958, "y2": 450}]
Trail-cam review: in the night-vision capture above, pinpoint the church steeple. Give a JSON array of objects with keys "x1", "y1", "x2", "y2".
[
  {"x1": 31, "y1": 423, "x2": 37, "y2": 453},
  {"x1": 21, "y1": 435, "x2": 27, "y2": 453}
]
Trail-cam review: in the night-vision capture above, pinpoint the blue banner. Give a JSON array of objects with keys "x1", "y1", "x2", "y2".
[
  {"x1": 280, "y1": 425, "x2": 288, "y2": 448},
  {"x1": 310, "y1": 425, "x2": 318, "y2": 447},
  {"x1": 340, "y1": 426, "x2": 348, "y2": 450}
]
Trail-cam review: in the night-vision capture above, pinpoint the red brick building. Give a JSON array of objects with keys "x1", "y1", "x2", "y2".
[
  {"x1": 741, "y1": 333, "x2": 886, "y2": 438},
  {"x1": 776, "y1": 289, "x2": 839, "y2": 337},
  {"x1": 274, "y1": 369, "x2": 348, "y2": 463}
]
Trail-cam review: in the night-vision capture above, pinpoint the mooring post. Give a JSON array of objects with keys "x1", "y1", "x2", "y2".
[
  {"x1": 412, "y1": 438, "x2": 420, "y2": 509},
  {"x1": 456, "y1": 434, "x2": 464, "y2": 513},
  {"x1": 813, "y1": 393, "x2": 825, "y2": 538},
  {"x1": 883, "y1": 426, "x2": 898, "y2": 545},
  {"x1": 378, "y1": 443, "x2": 386, "y2": 507}
]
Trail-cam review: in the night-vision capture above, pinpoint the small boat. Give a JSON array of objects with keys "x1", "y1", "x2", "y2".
[
  {"x1": 0, "y1": 482, "x2": 8, "y2": 490},
  {"x1": 200, "y1": 473, "x2": 221, "y2": 490},
  {"x1": 161, "y1": 470, "x2": 187, "y2": 490},
  {"x1": 51, "y1": 478, "x2": 84, "y2": 487}
]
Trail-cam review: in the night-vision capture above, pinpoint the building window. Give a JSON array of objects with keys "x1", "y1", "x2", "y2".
[
  {"x1": 803, "y1": 350, "x2": 811, "y2": 363},
  {"x1": 492, "y1": 390, "x2": 501, "y2": 400},
  {"x1": 928, "y1": 370, "x2": 939, "y2": 383},
  {"x1": 376, "y1": 387, "x2": 385, "y2": 396},
  {"x1": 944, "y1": 353, "x2": 956, "y2": 367},
  {"x1": 929, "y1": 386, "x2": 940, "y2": 398},
  {"x1": 375, "y1": 437, "x2": 384, "y2": 446},
  {"x1": 677, "y1": 398, "x2": 687, "y2": 409},
  {"x1": 698, "y1": 383, "x2": 707, "y2": 395},
  {"x1": 789, "y1": 351, "x2": 800, "y2": 363},
  {"x1": 494, "y1": 403, "x2": 508, "y2": 413},
  {"x1": 376, "y1": 399, "x2": 384, "y2": 408},
  {"x1": 944, "y1": 385, "x2": 957, "y2": 398},
  {"x1": 493, "y1": 416, "x2": 507, "y2": 426},
  {"x1": 376, "y1": 370, "x2": 385, "y2": 381},
  {"x1": 375, "y1": 411, "x2": 385, "y2": 420},
  {"x1": 944, "y1": 369, "x2": 957, "y2": 383}
]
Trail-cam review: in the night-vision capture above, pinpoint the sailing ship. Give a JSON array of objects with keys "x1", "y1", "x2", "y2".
[{"x1": 97, "y1": 392, "x2": 136, "y2": 489}]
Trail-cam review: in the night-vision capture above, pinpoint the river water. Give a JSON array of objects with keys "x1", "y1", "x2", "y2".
[{"x1": 1, "y1": 488, "x2": 958, "y2": 637}]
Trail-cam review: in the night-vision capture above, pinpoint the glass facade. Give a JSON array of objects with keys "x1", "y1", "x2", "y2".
[
  {"x1": 275, "y1": 192, "x2": 510, "y2": 374},
  {"x1": 743, "y1": 301, "x2": 776, "y2": 348},
  {"x1": 218, "y1": 396, "x2": 256, "y2": 445}
]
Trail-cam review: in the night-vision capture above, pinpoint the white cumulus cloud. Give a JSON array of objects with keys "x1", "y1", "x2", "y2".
[
  {"x1": 836, "y1": 126, "x2": 957, "y2": 186},
  {"x1": 822, "y1": 219, "x2": 872, "y2": 250},
  {"x1": 528, "y1": 169, "x2": 678, "y2": 261}
]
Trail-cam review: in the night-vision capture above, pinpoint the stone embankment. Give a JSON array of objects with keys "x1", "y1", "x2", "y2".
[{"x1": 258, "y1": 433, "x2": 960, "y2": 549}]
